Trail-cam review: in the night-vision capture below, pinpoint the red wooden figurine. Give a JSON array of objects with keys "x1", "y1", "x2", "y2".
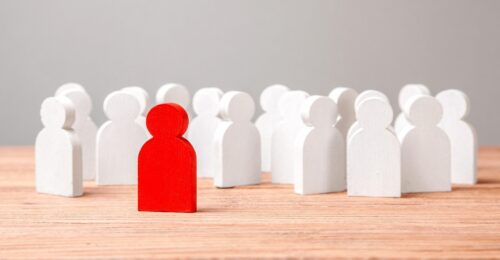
[{"x1": 138, "y1": 103, "x2": 197, "y2": 212}]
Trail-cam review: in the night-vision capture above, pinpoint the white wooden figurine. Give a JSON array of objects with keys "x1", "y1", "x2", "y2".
[
  {"x1": 355, "y1": 90, "x2": 390, "y2": 109},
  {"x1": 187, "y1": 87, "x2": 224, "y2": 178},
  {"x1": 271, "y1": 90, "x2": 309, "y2": 184},
  {"x1": 36, "y1": 96, "x2": 83, "y2": 197},
  {"x1": 255, "y1": 84, "x2": 289, "y2": 172},
  {"x1": 122, "y1": 86, "x2": 150, "y2": 133},
  {"x1": 436, "y1": 89, "x2": 477, "y2": 184},
  {"x1": 294, "y1": 96, "x2": 346, "y2": 195},
  {"x1": 156, "y1": 83, "x2": 190, "y2": 109},
  {"x1": 328, "y1": 87, "x2": 358, "y2": 139},
  {"x1": 96, "y1": 91, "x2": 149, "y2": 185},
  {"x1": 348, "y1": 90, "x2": 391, "y2": 140},
  {"x1": 394, "y1": 84, "x2": 430, "y2": 136},
  {"x1": 400, "y1": 95, "x2": 451, "y2": 193},
  {"x1": 56, "y1": 88, "x2": 97, "y2": 181},
  {"x1": 214, "y1": 91, "x2": 261, "y2": 188},
  {"x1": 347, "y1": 97, "x2": 401, "y2": 197}
]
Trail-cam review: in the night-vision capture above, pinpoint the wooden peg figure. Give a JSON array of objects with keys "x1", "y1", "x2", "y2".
[
  {"x1": 214, "y1": 91, "x2": 261, "y2": 188},
  {"x1": 36, "y1": 96, "x2": 83, "y2": 197},
  {"x1": 138, "y1": 103, "x2": 196, "y2": 212},
  {"x1": 156, "y1": 83, "x2": 190, "y2": 110},
  {"x1": 400, "y1": 95, "x2": 451, "y2": 193},
  {"x1": 294, "y1": 96, "x2": 345, "y2": 195},
  {"x1": 57, "y1": 88, "x2": 97, "y2": 181},
  {"x1": 271, "y1": 90, "x2": 309, "y2": 184},
  {"x1": 96, "y1": 91, "x2": 149, "y2": 185},
  {"x1": 394, "y1": 84, "x2": 430, "y2": 136},
  {"x1": 122, "y1": 86, "x2": 150, "y2": 132},
  {"x1": 347, "y1": 97, "x2": 401, "y2": 197},
  {"x1": 328, "y1": 87, "x2": 358, "y2": 139},
  {"x1": 436, "y1": 90, "x2": 477, "y2": 184},
  {"x1": 347, "y1": 90, "x2": 391, "y2": 141},
  {"x1": 187, "y1": 88, "x2": 224, "y2": 178},
  {"x1": 255, "y1": 84, "x2": 289, "y2": 172}
]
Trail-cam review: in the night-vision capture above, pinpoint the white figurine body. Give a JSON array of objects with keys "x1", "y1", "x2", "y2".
[
  {"x1": 56, "y1": 88, "x2": 97, "y2": 181},
  {"x1": 271, "y1": 90, "x2": 309, "y2": 184},
  {"x1": 347, "y1": 97, "x2": 401, "y2": 197},
  {"x1": 436, "y1": 89, "x2": 477, "y2": 184},
  {"x1": 255, "y1": 84, "x2": 289, "y2": 172},
  {"x1": 294, "y1": 96, "x2": 346, "y2": 195},
  {"x1": 187, "y1": 87, "x2": 224, "y2": 178},
  {"x1": 400, "y1": 95, "x2": 451, "y2": 193},
  {"x1": 96, "y1": 91, "x2": 149, "y2": 185},
  {"x1": 214, "y1": 91, "x2": 261, "y2": 188},
  {"x1": 36, "y1": 96, "x2": 83, "y2": 197}
]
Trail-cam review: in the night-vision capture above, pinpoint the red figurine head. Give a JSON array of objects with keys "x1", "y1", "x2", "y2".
[{"x1": 146, "y1": 103, "x2": 189, "y2": 138}]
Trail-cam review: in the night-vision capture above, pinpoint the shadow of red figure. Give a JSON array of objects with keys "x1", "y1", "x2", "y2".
[{"x1": 138, "y1": 103, "x2": 197, "y2": 212}]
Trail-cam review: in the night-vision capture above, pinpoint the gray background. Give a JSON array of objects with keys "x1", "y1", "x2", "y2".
[{"x1": 0, "y1": 0, "x2": 499, "y2": 145}]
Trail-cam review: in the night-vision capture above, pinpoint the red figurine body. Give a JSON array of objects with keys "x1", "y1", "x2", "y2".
[{"x1": 138, "y1": 103, "x2": 197, "y2": 212}]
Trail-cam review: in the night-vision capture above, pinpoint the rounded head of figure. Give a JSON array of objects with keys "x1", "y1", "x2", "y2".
[
  {"x1": 329, "y1": 87, "x2": 358, "y2": 119},
  {"x1": 435, "y1": 89, "x2": 470, "y2": 120},
  {"x1": 355, "y1": 90, "x2": 389, "y2": 112},
  {"x1": 57, "y1": 89, "x2": 92, "y2": 116},
  {"x1": 219, "y1": 91, "x2": 255, "y2": 123},
  {"x1": 398, "y1": 84, "x2": 430, "y2": 109},
  {"x1": 357, "y1": 97, "x2": 393, "y2": 130},
  {"x1": 301, "y1": 96, "x2": 338, "y2": 128},
  {"x1": 404, "y1": 95, "x2": 443, "y2": 127},
  {"x1": 193, "y1": 88, "x2": 224, "y2": 116},
  {"x1": 41, "y1": 96, "x2": 76, "y2": 129},
  {"x1": 55, "y1": 82, "x2": 85, "y2": 96},
  {"x1": 156, "y1": 83, "x2": 190, "y2": 109},
  {"x1": 122, "y1": 86, "x2": 150, "y2": 115},
  {"x1": 104, "y1": 91, "x2": 141, "y2": 122},
  {"x1": 146, "y1": 103, "x2": 189, "y2": 138},
  {"x1": 278, "y1": 90, "x2": 309, "y2": 119},
  {"x1": 260, "y1": 84, "x2": 289, "y2": 113}
]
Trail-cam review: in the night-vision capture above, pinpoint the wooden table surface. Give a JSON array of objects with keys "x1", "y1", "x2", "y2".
[{"x1": 0, "y1": 147, "x2": 499, "y2": 259}]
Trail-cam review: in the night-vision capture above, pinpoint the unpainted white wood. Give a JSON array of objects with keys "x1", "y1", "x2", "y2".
[
  {"x1": 355, "y1": 90, "x2": 390, "y2": 110},
  {"x1": 394, "y1": 84, "x2": 431, "y2": 136},
  {"x1": 328, "y1": 87, "x2": 358, "y2": 139},
  {"x1": 56, "y1": 88, "x2": 97, "y2": 181},
  {"x1": 187, "y1": 87, "x2": 224, "y2": 178},
  {"x1": 36, "y1": 96, "x2": 83, "y2": 197},
  {"x1": 347, "y1": 97, "x2": 401, "y2": 197},
  {"x1": 294, "y1": 96, "x2": 345, "y2": 195},
  {"x1": 271, "y1": 90, "x2": 309, "y2": 184},
  {"x1": 347, "y1": 90, "x2": 392, "y2": 140},
  {"x1": 436, "y1": 89, "x2": 477, "y2": 184},
  {"x1": 96, "y1": 91, "x2": 149, "y2": 185},
  {"x1": 214, "y1": 91, "x2": 261, "y2": 188},
  {"x1": 400, "y1": 95, "x2": 451, "y2": 193},
  {"x1": 156, "y1": 83, "x2": 190, "y2": 109},
  {"x1": 122, "y1": 86, "x2": 150, "y2": 133},
  {"x1": 255, "y1": 84, "x2": 289, "y2": 172},
  {"x1": 55, "y1": 82, "x2": 85, "y2": 96}
]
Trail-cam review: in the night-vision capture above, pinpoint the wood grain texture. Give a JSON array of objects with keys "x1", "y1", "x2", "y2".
[{"x1": 1, "y1": 146, "x2": 500, "y2": 259}]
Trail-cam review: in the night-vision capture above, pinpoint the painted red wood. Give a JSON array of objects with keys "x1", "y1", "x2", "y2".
[{"x1": 138, "y1": 103, "x2": 197, "y2": 212}]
